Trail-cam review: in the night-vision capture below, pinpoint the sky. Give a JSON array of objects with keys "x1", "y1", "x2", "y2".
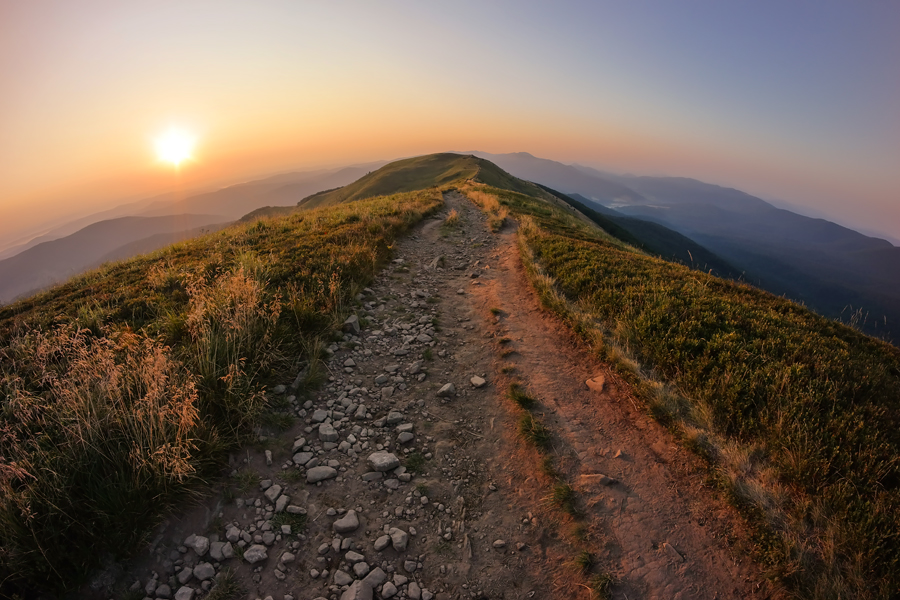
[{"x1": 1, "y1": 0, "x2": 898, "y2": 244}]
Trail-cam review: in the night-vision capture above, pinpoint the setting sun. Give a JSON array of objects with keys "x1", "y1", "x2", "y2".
[{"x1": 154, "y1": 128, "x2": 195, "y2": 167}]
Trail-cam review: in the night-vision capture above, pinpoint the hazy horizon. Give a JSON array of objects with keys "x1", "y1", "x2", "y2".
[{"x1": 2, "y1": 1, "x2": 898, "y2": 245}]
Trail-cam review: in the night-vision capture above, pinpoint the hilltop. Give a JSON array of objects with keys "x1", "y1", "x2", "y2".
[{"x1": 1, "y1": 153, "x2": 898, "y2": 600}]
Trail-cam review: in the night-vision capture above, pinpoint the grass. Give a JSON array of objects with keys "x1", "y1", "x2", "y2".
[
  {"x1": 508, "y1": 382, "x2": 538, "y2": 410},
  {"x1": 462, "y1": 179, "x2": 900, "y2": 599},
  {"x1": 518, "y1": 413, "x2": 552, "y2": 451},
  {"x1": 405, "y1": 451, "x2": 426, "y2": 473},
  {"x1": 271, "y1": 512, "x2": 307, "y2": 533},
  {"x1": 444, "y1": 209, "x2": 461, "y2": 227},
  {"x1": 548, "y1": 483, "x2": 581, "y2": 517},
  {"x1": 490, "y1": 307, "x2": 502, "y2": 315},
  {"x1": 0, "y1": 189, "x2": 443, "y2": 596},
  {"x1": 574, "y1": 550, "x2": 594, "y2": 575},
  {"x1": 589, "y1": 573, "x2": 613, "y2": 599},
  {"x1": 205, "y1": 568, "x2": 245, "y2": 600},
  {"x1": 422, "y1": 348, "x2": 433, "y2": 361}
]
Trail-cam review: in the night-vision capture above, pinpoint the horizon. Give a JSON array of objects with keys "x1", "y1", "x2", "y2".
[{"x1": 2, "y1": 1, "x2": 898, "y2": 245}]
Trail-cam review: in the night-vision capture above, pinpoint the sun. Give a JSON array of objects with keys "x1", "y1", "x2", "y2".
[{"x1": 155, "y1": 128, "x2": 195, "y2": 167}]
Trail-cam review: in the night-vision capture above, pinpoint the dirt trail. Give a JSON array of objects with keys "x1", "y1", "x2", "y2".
[
  {"x1": 464, "y1": 192, "x2": 770, "y2": 600},
  {"x1": 100, "y1": 191, "x2": 770, "y2": 600}
]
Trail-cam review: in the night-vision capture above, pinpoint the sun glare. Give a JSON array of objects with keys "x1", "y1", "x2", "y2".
[{"x1": 155, "y1": 128, "x2": 195, "y2": 167}]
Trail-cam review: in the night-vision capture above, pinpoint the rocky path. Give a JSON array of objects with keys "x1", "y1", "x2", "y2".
[{"x1": 107, "y1": 191, "x2": 771, "y2": 600}]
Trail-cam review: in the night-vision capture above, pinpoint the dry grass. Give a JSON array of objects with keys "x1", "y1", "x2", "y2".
[
  {"x1": 464, "y1": 189, "x2": 510, "y2": 232},
  {"x1": 0, "y1": 189, "x2": 444, "y2": 596}
]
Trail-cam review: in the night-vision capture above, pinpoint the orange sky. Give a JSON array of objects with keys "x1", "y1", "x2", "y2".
[{"x1": 2, "y1": 1, "x2": 898, "y2": 245}]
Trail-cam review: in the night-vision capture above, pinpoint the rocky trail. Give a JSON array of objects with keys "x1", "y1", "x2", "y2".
[{"x1": 101, "y1": 192, "x2": 771, "y2": 600}]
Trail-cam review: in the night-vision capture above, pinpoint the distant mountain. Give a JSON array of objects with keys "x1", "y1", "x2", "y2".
[
  {"x1": 464, "y1": 151, "x2": 647, "y2": 205},
  {"x1": 0, "y1": 214, "x2": 227, "y2": 304},
  {"x1": 469, "y1": 151, "x2": 900, "y2": 341},
  {"x1": 140, "y1": 164, "x2": 387, "y2": 219},
  {"x1": 536, "y1": 185, "x2": 740, "y2": 279},
  {"x1": 0, "y1": 163, "x2": 387, "y2": 263}
]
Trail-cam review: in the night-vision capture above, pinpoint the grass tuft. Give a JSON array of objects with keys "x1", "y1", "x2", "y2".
[
  {"x1": 518, "y1": 413, "x2": 552, "y2": 451},
  {"x1": 508, "y1": 382, "x2": 538, "y2": 410}
]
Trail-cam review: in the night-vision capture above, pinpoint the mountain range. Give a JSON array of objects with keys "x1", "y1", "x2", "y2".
[
  {"x1": 464, "y1": 151, "x2": 900, "y2": 341},
  {"x1": 2, "y1": 151, "x2": 897, "y2": 341}
]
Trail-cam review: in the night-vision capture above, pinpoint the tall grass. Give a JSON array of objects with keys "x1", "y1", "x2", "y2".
[
  {"x1": 0, "y1": 189, "x2": 443, "y2": 595},
  {"x1": 0, "y1": 328, "x2": 205, "y2": 589}
]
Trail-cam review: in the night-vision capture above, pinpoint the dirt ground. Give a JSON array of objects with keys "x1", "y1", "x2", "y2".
[{"x1": 98, "y1": 191, "x2": 776, "y2": 600}]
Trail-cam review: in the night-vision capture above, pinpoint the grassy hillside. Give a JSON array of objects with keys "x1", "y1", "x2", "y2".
[
  {"x1": 457, "y1": 179, "x2": 900, "y2": 600},
  {"x1": 0, "y1": 189, "x2": 443, "y2": 596},
  {"x1": 297, "y1": 153, "x2": 536, "y2": 209}
]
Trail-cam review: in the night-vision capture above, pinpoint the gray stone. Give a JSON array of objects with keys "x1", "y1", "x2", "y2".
[
  {"x1": 208, "y1": 541, "x2": 226, "y2": 561},
  {"x1": 262, "y1": 531, "x2": 276, "y2": 546},
  {"x1": 293, "y1": 451, "x2": 313, "y2": 465},
  {"x1": 396, "y1": 423, "x2": 414, "y2": 433},
  {"x1": 185, "y1": 534, "x2": 209, "y2": 557},
  {"x1": 311, "y1": 409, "x2": 328, "y2": 423},
  {"x1": 492, "y1": 539, "x2": 506, "y2": 549},
  {"x1": 398, "y1": 432, "x2": 415, "y2": 444},
  {"x1": 381, "y1": 386, "x2": 394, "y2": 399},
  {"x1": 173, "y1": 587, "x2": 194, "y2": 600},
  {"x1": 334, "y1": 509, "x2": 360, "y2": 533},
  {"x1": 225, "y1": 525, "x2": 240, "y2": 543},
  {"x1": 367, "y1": 451, "x2": 400, "y2": 472},
  {"x1": 275, "y1": 494, "x2": 289, "y2": 513},
  {"x1": 381, "y1": 581, "x2": 398, "y2": 598},
  {"x1": 344, "y1": 315, "x2": 361, "y2": 334},
  {"x1": 176, "y1": 567, "x2": 193, "y2": 585},
  {"x1": 354, "y1": 405, "x2": 368, "y2": 420},
  {"x1": 403, "y1": 559, "x2": 417, "y2": 573},
  {"x1": 273, "y1": 384, "x2": 286, "y2": 394},
  {"x1": 145, "y1": 578, "x2": 158, "y2": 596},
  {"x1": 281, "y1": 551, "x2": 296, "y2": 564},
  {"x1": 221, "y1": 542, "x2": 234, "y2": 559},
  {"x1": 384, "y1": 478, "x2": 400, "y2": 490},
  {"x1": 155, "y1": 584, "x2": 171, "y2": 599},
  {"x1": 333, "y1": 570, "x2": 353, "y2": 586},
  {"x1": 264, "y1": 484, "x2": 282, "y2": 503},
  {"x1": 340, "y1": 580, "x2": 374, "y2": 600},
  {"x1": 389, "y1": 527, "x2": 409, "y2": 552},
  {"x1": 353, "y1": 561, "x2": 371, "y2": 578},
  {"x1": 408, "y1": 582, "x2": 422, "y2": 600},
  {"x1": 307, "y1": 466, "x2": 338, "y2": 483},
  {"x1": 437, "y1": 383, "x2": 455, "y2": 397},
  {"x1": 287, "y1": 505, "x2": 306, "y2": 514},
  {"x1": 363, "y1": 567, "x2": 388, "y2": 588},
  {"x1": 361, "y1": 471, "x2": 383, "y2": 482},
  {"x1": 243, "y1": 544, "x2": 268, "y2": 564},
  {"x1": 345, "y1": 550, "x2": 365, "y2": 563},
  {"x1": 386, "y1": 410, "x2": 404, "y2": 424},
  {"x1": 192, "y1": 562, "x2": 215, "y2": 581},
  {"x1": 470, "y1": 375, "x2": 486, "y2": 388},
  {"x1": 344, "y1": 358, "x2": 357, "y2": 367},
  {"x1": 291, "y1": 437, "x2": 307, "y2": 452},
  {"x1": 319, "y1": 424, "x2": 339, "y2": 442},
  {"x1": 373, "y1": 535, "x2": 391, "y2": 551}
]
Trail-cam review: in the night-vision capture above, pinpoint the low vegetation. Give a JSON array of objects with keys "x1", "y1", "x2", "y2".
[
  {"x1": 461, "y1": 180, "x2": 900, "y2": 599},
  {"x1": 0, "y1": 190, "x2": 442, "y2": 596}
]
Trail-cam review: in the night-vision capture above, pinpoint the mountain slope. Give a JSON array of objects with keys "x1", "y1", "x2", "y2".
[
  {"x1": 297, "y1": 153, "x2": 537, "y2": 209},
  {"x1": 0, "y1": 214, "x2": 227, "y2": 304}
]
